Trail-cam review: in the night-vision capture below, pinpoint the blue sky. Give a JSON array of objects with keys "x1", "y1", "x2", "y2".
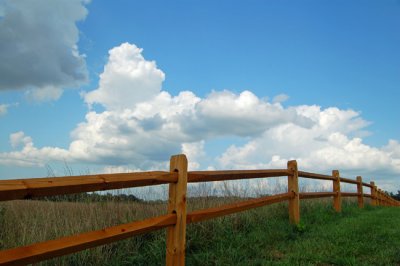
[{"x1": 1, "y1": 0, "x2": 400, "y2": 191}]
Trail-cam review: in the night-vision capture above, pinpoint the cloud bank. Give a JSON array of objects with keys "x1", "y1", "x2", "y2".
[
  {"x1": 0, "y1": 0, "x2": 89, "y2": 100},
  {"x1": 1, "y1": 42, "x2": 399, "y2": 190}
]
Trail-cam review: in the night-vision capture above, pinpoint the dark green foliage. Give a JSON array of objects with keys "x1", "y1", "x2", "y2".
[{"x1": 390, "y1": 190, "x2": 400, "y2": 201}]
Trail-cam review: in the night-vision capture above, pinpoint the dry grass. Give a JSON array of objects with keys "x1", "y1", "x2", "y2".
[
  {"x1": 0, "y1": 199, "x2": 166, "y2": 249},
  {"x1": 0, "y1": 180, "x2": 375, "y2": 265}
]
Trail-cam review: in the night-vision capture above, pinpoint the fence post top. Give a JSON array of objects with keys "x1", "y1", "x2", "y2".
[
  {"x1": 170, "y1": 154, "x2": 187, "y2": 161},
  {"x1": 356, "y1": 176, "x2": 362, "y2": 181},
  {"x1": 332, "y1": 170, "x2": 340, "y2": 177},
  {"x1": 287, "y1": 160, "x2": 297, "y2": 167},
  {"x1": 170, "y1": 154, "x2": 188, "y2": 165}
]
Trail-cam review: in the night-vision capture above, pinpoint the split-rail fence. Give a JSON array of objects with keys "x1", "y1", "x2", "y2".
[{"x1": 0, "y1": 154, "x2": 398, "y2": 265}]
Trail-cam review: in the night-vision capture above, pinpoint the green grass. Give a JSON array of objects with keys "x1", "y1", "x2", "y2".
[
  {"x1": 184, "y1": 202, "x2": 400, "y2": 266},
  {"x1": 274, "y1": 204, "x2": 400, "y2": 266},
  {"x1": 1, "y1": 199, "x2": 400, "y2": 265}
]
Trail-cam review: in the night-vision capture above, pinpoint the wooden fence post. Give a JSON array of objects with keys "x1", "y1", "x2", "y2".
[
  {"x1": 384, "y1": 191, "x2": 388, "y2": 206},
  {"x1": 332, "y1": 170, "x2": 341, "y2": 212},
  {"x1": 370, "y1": 181, "x2": 376, "y2": 206},
  {"x1": 287, "y1": 160, "x2": 300, "y2": 224},
  {"x1": 377, "y1": 189, "x2": 382, "y2": 206},
  {"x1": 356, "y1": 176, "x2": 364, "y2": 208},
  {"x1": 166, "y1": 154, "x2": 188, "y2": 266},
  {"x1": 382, "y1": 191, "x2": 386, "y2": 206},
  {"x1": 381, "y1": 190, "x2": 386, "y2": 206},
  {"x1": 383, "y1": 191, "x2": 386, "y2": 206},
  {"x1": 375, "y1": 185, "x2": 380, "y2": 206}
]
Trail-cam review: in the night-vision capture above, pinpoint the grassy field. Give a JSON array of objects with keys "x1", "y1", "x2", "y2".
[{"x1": 1, "y1": 196, "x2": 399, "y2": 265}]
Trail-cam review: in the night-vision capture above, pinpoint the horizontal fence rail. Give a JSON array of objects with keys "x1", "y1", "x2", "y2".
[
  {"x1": 340, "y1": 177, "x2": 360, "y2": 185},
  {"x1": 0, "y1": 154, "x2": 399, "y2": 266},
  {"x1": 298, "y1": 171, "x2": 335, "y2": 181},
  {"x1": 299, "y1": 192, "x2": 336, "y2": 199},
  {"x1": 0, "y1": 171, "x2": 177, "y2": 201},
  {"x1": 188, "y1": 169, "x2": 290, "y2": 182},
  {"x1": 0, "y1": 214, "x2": 176, "y2": 265},
  {"x1": 187, "y1": 192, "x2": 293, "y2": 224}
]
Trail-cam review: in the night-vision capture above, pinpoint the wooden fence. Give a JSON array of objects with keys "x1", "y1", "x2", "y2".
[{"x1": 0, "y1": 154, "x2": 398, "y2": 265}]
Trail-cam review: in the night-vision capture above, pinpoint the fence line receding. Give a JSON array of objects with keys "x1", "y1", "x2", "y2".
[{"x1": 0, "y1": 154, "x2": 398, "y2": 266}]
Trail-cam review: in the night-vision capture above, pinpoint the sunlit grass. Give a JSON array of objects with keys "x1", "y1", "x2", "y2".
[{"x1": 1, "y1": 193, "x2": 399, "y2": 265}]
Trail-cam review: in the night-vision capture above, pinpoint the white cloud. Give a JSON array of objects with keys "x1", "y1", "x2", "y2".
[
  {"x1": 0, "y1": 49, "x2": 312, "y2": 171},
  {"x1": 0, "y1": 131, "x2": 69, "y2": 167},
  {"x1": 0, "y1": 0, "x2": 88, "y2": 100},
  {"x1": 181, "y1": 90, "x2": 313, "y2": 138},
  {"x1": 61, "y1": 43, "x2": 313, "y2": 168},
  {"x1": 10, "y1": 131, "x2": 32, "y2": 149},
  {"x1": 217, "y1": 105, "x2": 400, "y2": 189},
  {"x1": 383, "y1": 140, "x2": 400, "y2": 158},
  {"x1": 84, "y1": 43, "x2": 165, "y2": 110},
  {"x1": 1, "y1": 42, "x2": 399, "y2": 191},
  {"x1": 181, "y1": 140, "x2": 205, "y2": 170}
]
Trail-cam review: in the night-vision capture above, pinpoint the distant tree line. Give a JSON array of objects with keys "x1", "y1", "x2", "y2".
[
  {"x1": 389, "y1": 190, "x2": 400, "y2": 201},
  {"x1": 34, "y1": 192, "x2": 143, "y2": 203}
]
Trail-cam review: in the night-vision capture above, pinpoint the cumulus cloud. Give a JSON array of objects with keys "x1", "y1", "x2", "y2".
[
  {"x1": 84, "y1": 43, "x2": 165, "y2": 110},
  {"x1": 0, "y1": 0, "x2": 88, "y2": 100},
  {"x1": 0, "y1": 131, "x2": 69, "y2": 167},
  {"x1": 1, "y1": 42, "x2": 399, "y2": 191},
  {"x1": 181, "y1": 141, "x2": 206, "y2": 170},
  {"x1": 217, "y1": 105, "x2": 400, "y2": 187},
  {"x1": 182, "y1": 90, "x2": 312, "y2": 138},
  {"x1": 383, "y1": 140, "x2": 400, "y2": 158},
  {"x1": 0, "y1": 43, "x2": 314, "y2": 169},
  {"x1": 10, "y1": 131, "x2": 32, "y2": 149}
]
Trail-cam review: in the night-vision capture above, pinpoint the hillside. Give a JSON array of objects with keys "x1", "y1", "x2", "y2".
[{"x1": 1, "y1": 198, "x2": 399, "y2": 265}]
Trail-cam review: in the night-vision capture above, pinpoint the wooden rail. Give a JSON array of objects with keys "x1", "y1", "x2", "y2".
[
  {"x1": 188, "y1": 169, "x2": 290, "y2": 182},
  {"x1": 0, "y1": 154, "x2": 399, "y2": 265},
  {"x1": 0, "y1": 214, "x2": 176, "y2": 265},
  {"x1": 0, "y1": 171, "x2": 177, "y2": 201}
]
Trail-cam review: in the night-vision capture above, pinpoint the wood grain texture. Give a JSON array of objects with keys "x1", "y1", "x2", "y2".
[
  {"x1": 166, "y1": 154, "x2": 188, "y2": 266},
  {"x1": 0, "y1": 171, "x2": 177, "y2": 201},
  {"x1": 370, "y1": 182, "x2": 377, "y2": 206},
  {"x1": 300, "y1": 192, "x2": 336, "y2": 199},
  {"x1": 333, "y1": 170, "x2": 342, "y2": 213},
  {"x1": 288, "y1": 160, "x2": 300, "y2": 225},
  {"x1": 298, "y1": 171, "x2": 335, "y2": 181},
  {"x1": 357, "y1": 176, "x2": 364, "y2": 208},
  {"x1": 188, "y1": 169, "x2": 289, "y2": 183},
  {"x1": 339, "y1": 177, "x2": 359, "y2": 185},
  {"x1": 187, "y1": 192, "x2": 293, "y2": 224},
  {"x1": 362, "y1": 182, "x2": 373, "y2": 188},
  {"x1": 377, "y1": 189, "x2": 382, "y2": 206}
]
